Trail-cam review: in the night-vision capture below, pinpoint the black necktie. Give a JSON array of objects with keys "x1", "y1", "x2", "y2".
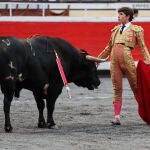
[{"x1": 120, "y1": 24, "x2": 126, "y2": 34}]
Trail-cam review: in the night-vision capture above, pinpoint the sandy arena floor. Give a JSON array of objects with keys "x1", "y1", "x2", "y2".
[{"x1": 0, "y1": 77, "x2": 149, "y2": 150}]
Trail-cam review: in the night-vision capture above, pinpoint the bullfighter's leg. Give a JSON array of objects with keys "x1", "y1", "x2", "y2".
[
  {"x1": 46, "y1": 84, "x2": 63, "y2": 129},
  {"x1": 123, "y1": 50, "x2": 137, "y2": 99},
  {"x1": 110, "y1": 59, "x2": 123, "y2": 124},
  {"x1": 33, "y1": 91, "x2": 46, "y2": 128},
  {"x1": 110, "y1": 45, "x2": 124, "y2": 124}
]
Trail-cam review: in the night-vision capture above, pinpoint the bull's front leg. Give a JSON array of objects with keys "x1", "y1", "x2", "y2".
[
  {"x1": 46, "y1": 99, "x2": 56, "y2": 128},
  {"x1": 33, "y1": 91, "x2": 46, "y2": 128},
  {"x1": 46, "y1": 84, "x2": 63, "y2": 129},
  {"x1": 3, "y1": 94, "x2": 13, "y2": 132}
]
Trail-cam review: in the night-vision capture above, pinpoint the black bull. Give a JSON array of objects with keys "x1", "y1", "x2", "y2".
[{"x1": 0, "y1": 36, "x2": 100, "y2": 132}]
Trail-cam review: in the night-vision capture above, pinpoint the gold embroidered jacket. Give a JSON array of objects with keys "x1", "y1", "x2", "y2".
[{"x1": 98, "y1": 24, "x2": 150, "y2": 64}]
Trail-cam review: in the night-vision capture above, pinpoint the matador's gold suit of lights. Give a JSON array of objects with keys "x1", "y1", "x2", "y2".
[{"x1": 98, "y1": 24, "x2": 150, "y2": 102}]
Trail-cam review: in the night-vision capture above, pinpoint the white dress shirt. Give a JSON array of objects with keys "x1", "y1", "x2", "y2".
[{"x1": 120, "y1": 22, "x2": 132, "y2": 33}]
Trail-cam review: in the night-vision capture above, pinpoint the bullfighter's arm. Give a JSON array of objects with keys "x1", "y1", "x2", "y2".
[
  {"x1": 136, "y1": 27, "x2": 150, "y2": 64},
  {"x1": 98, "y1": 37, "x2": 112, "y2": 59}
]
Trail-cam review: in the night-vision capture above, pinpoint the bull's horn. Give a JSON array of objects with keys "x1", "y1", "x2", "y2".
[{"x1": 86, "y1": 55, "x2": 109, "y2": 62}]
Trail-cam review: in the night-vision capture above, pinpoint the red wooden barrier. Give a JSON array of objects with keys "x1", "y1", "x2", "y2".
[{"x1": 0, "y1": 21, "x2": 150, "y2": 60}]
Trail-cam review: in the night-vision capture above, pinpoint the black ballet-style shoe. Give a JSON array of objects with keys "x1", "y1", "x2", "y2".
[
  {"x1": 111, "y1": 120, "x2": 121, "y2": 125},
  {"x1": 111, "y1": 117, "x2": 121, "y2": 126}
]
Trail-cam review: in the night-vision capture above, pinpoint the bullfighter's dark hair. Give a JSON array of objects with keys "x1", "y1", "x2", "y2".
[{"x1": 118, "y1": 7, "x2": 134, "y2": 22}]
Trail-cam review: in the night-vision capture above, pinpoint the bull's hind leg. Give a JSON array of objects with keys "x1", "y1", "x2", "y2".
[{"x1": 33, "y1": 92, "x2": 46, "y2": 128}]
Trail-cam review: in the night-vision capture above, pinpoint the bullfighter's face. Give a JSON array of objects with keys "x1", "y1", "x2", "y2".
[{"x1": 118, "y1": 12, "x2": 130, "y2": 24}]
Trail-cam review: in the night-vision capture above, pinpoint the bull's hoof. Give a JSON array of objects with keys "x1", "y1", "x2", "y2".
[
  {"x1": 50, "y1": 125, "x2": 58, "y2": 129},
  {"x1": 47, "y1": 122, "x2": 57, "y2": 129},
  {"x1": 38, "y1": 121, "x2": 47, "y2": 128},
  {"x1": 5, "y1": 126, "x2": 13, "y2": 133}
]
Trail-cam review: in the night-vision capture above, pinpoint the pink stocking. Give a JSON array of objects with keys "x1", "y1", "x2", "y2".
[{"x1": 113, "y1": 101, "x2": 122, "y2": 116}]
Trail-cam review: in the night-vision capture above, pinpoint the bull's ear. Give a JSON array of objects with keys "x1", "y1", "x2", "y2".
[
  {"x1": 86, "y1": 55, "x2": 109, "y2": 63},
  {"x1": 77, "y1": 48, "x2": 88, "y2": 55}
]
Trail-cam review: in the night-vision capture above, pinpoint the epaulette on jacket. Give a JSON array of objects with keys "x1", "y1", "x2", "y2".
[
  {"x1": 111, "y1": 25, "x2": 120, "y2": 32},
  {"x1": 131, "y1": 25, "x2": 143, "y2": 32}
]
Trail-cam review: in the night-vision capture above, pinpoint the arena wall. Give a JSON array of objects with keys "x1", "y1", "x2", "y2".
[{"x1": 0, "y1": 17, "x2": 150, "y2": 69}]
